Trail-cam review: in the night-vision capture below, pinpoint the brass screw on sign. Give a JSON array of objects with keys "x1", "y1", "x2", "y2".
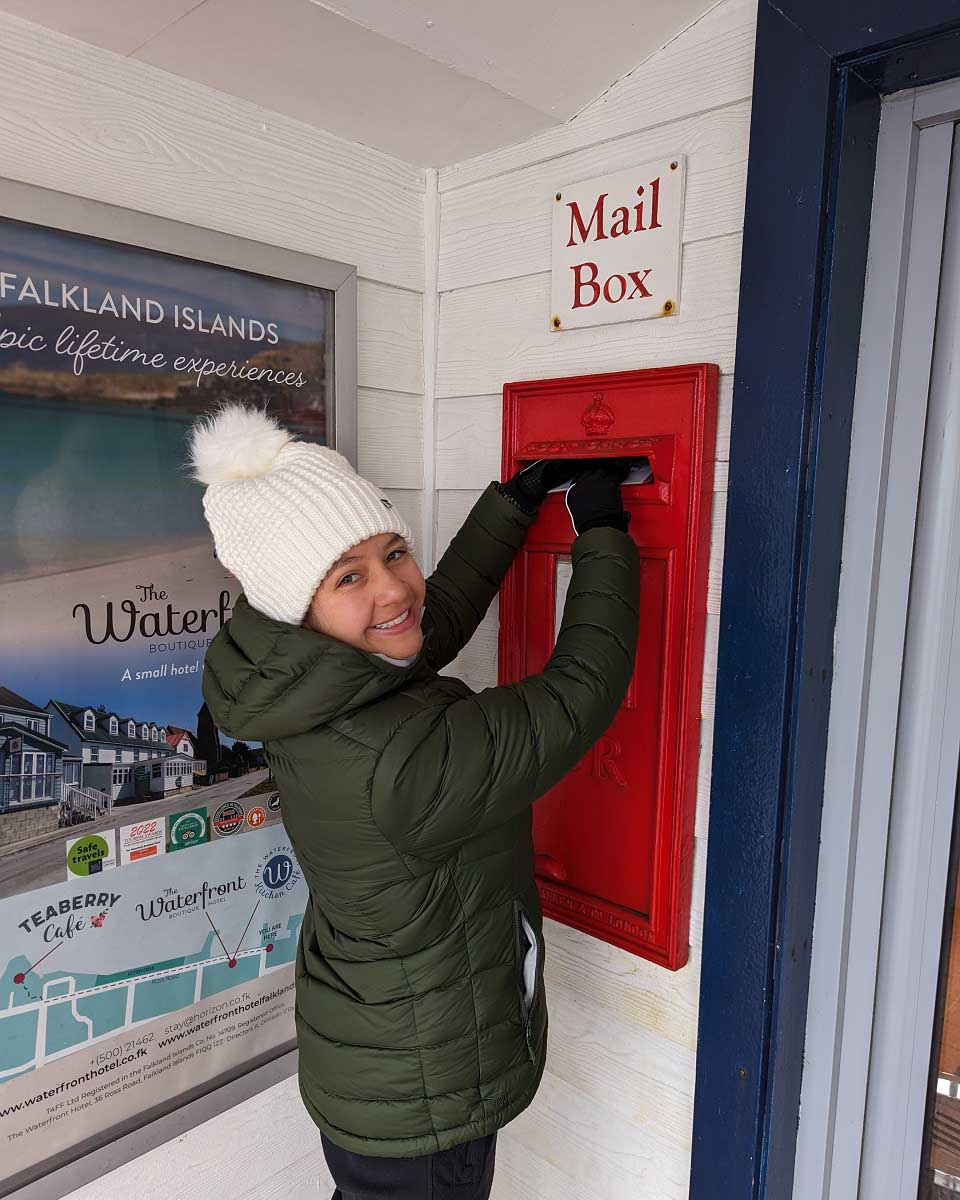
[
  {"x1": 555, "y1": 192, "x2": 562, "y2": 201},
  {"x1": 552, "y1": 315, "x2": 562, "y2": 329},
  {"x1": 662, "y1": 300, "x2": 675, "y2": 315},
  {"x1": 670, "y1": 161, "x2": 679, "y2": 170}
]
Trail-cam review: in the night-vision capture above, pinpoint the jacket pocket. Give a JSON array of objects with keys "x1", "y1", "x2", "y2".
[{"x1": 512, "y1": 899, "x2": 538, "y2": 1022}]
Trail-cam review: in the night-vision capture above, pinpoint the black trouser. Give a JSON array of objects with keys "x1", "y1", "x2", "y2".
[{"x1": 320, "y1": 1129, "x2": 498, "y2": 1200}]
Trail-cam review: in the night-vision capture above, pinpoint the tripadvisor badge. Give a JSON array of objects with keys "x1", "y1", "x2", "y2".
[{"x1": 167, "y1": 807, "x2": 209, "y2": 852}]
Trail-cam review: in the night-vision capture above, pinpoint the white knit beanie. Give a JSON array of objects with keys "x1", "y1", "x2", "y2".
[{"x1": 186, "y1": 403, "x2": 414, "y2": 625}]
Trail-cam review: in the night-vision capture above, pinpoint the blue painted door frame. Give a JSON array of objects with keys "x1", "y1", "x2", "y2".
[{"x1": 690, "y1": 4, "x2": 960, "y2": 1198}]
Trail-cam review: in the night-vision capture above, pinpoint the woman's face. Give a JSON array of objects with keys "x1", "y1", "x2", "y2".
[{"x1": 302, "y1": 533, "x2": 426, "y2": 659}]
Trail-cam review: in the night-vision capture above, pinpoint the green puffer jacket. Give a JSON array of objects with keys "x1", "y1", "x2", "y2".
[{"x1": 201, "y1": 482, "x2": 639, "y2": 1157}]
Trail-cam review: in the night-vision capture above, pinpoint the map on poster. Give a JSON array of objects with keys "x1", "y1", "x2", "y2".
[
  {"x1": 1, "y1": 829, "x2": 303, "y2": 1082},
  {"x1": 0, "y1": 827, "x2": 307, "y2": 1189}
]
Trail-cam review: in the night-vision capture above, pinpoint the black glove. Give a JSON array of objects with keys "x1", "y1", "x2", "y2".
[
  {"x1": 496, "y1": 458, "x2": 584, "y2": 515},
  {"x1": 565, "y1": 459, "x2": 632, "y2": 535}
]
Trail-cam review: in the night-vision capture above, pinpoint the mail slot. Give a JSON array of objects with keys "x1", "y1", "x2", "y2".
[{"x1": 498, "y1": 364, "x2": 718, "y2": 969}]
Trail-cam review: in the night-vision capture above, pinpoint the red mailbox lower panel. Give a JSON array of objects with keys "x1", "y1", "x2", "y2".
[{"x1": 498, "y1": 365, "x2": 718, "y2": 970}]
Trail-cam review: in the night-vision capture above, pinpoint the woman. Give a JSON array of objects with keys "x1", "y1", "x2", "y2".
[{"x1": 188, "y1": 403, "x2": 639, "y2": 1200}]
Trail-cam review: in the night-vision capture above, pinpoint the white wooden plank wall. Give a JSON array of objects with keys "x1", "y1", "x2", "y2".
[
  {"x1": 433, "y1": 1, "x2": 755, "y2": 1195},
  {"x1": 0, "y1": 11, "x2": 428, "y2": 558}
]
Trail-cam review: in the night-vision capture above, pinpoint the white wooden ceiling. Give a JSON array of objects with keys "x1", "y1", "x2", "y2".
[{"x1": 1, "y1": 0, "x2": 718, "y2": 165}]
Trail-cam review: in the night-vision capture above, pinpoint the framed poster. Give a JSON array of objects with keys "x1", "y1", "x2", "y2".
[{"x1": 0, "y1": 177, "x2": 357, "y2": 1197}]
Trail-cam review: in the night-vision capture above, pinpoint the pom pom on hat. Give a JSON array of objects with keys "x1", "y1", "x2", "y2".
[
  {"x1": 187, "y1": 403, "x2": 293, "y2": 485},
  {"x1": 186, "y1": 402, "x2": 414, "y2": 626}
]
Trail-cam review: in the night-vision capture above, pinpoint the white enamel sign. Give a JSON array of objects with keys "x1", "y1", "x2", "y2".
[{"x1": 551, "y1": 156, "x2": 685, "y2": 331}]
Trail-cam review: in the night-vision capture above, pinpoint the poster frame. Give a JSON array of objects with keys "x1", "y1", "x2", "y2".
[{"x1": 0, "y1": 176, "x2": 356, "y2": 1196}]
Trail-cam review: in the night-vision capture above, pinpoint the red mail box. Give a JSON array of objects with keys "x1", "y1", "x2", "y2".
[{"x1": 499, "y1": 364, "x2": 718, "y2": 969}]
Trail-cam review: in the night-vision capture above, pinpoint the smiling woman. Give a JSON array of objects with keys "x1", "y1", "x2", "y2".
[
  {"x1": 301, "y1": 530, "x2": 427, "y2": 659},
  {"x1": 192, "y1": 399, "x2": 640, "y2": 1200}
]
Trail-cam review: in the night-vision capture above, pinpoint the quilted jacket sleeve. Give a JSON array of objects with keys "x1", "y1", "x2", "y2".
[
  {"x1": 421, "y1": 482, "x2": 536, "y2": 672},
  {"x1": 371, "y1": 525, "x2": 639, "y2": 861}
]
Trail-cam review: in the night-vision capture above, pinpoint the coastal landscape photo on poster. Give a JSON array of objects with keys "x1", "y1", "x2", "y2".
[{"x1": 0, "y1": 210, "x2": 333, "y2": 1192}]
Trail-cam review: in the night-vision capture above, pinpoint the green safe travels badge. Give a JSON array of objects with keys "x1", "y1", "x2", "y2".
[
  {"x1": 66, "y1": 833, "x2": 114, "y2": 878},
  {"x1": 167, "y1": 807, "x2": 209, "y2": 852}
]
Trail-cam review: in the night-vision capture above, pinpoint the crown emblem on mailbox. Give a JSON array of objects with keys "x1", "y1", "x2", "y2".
[{"x1": 580, "y1": 393, "x2": 616, "y2": 437}]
